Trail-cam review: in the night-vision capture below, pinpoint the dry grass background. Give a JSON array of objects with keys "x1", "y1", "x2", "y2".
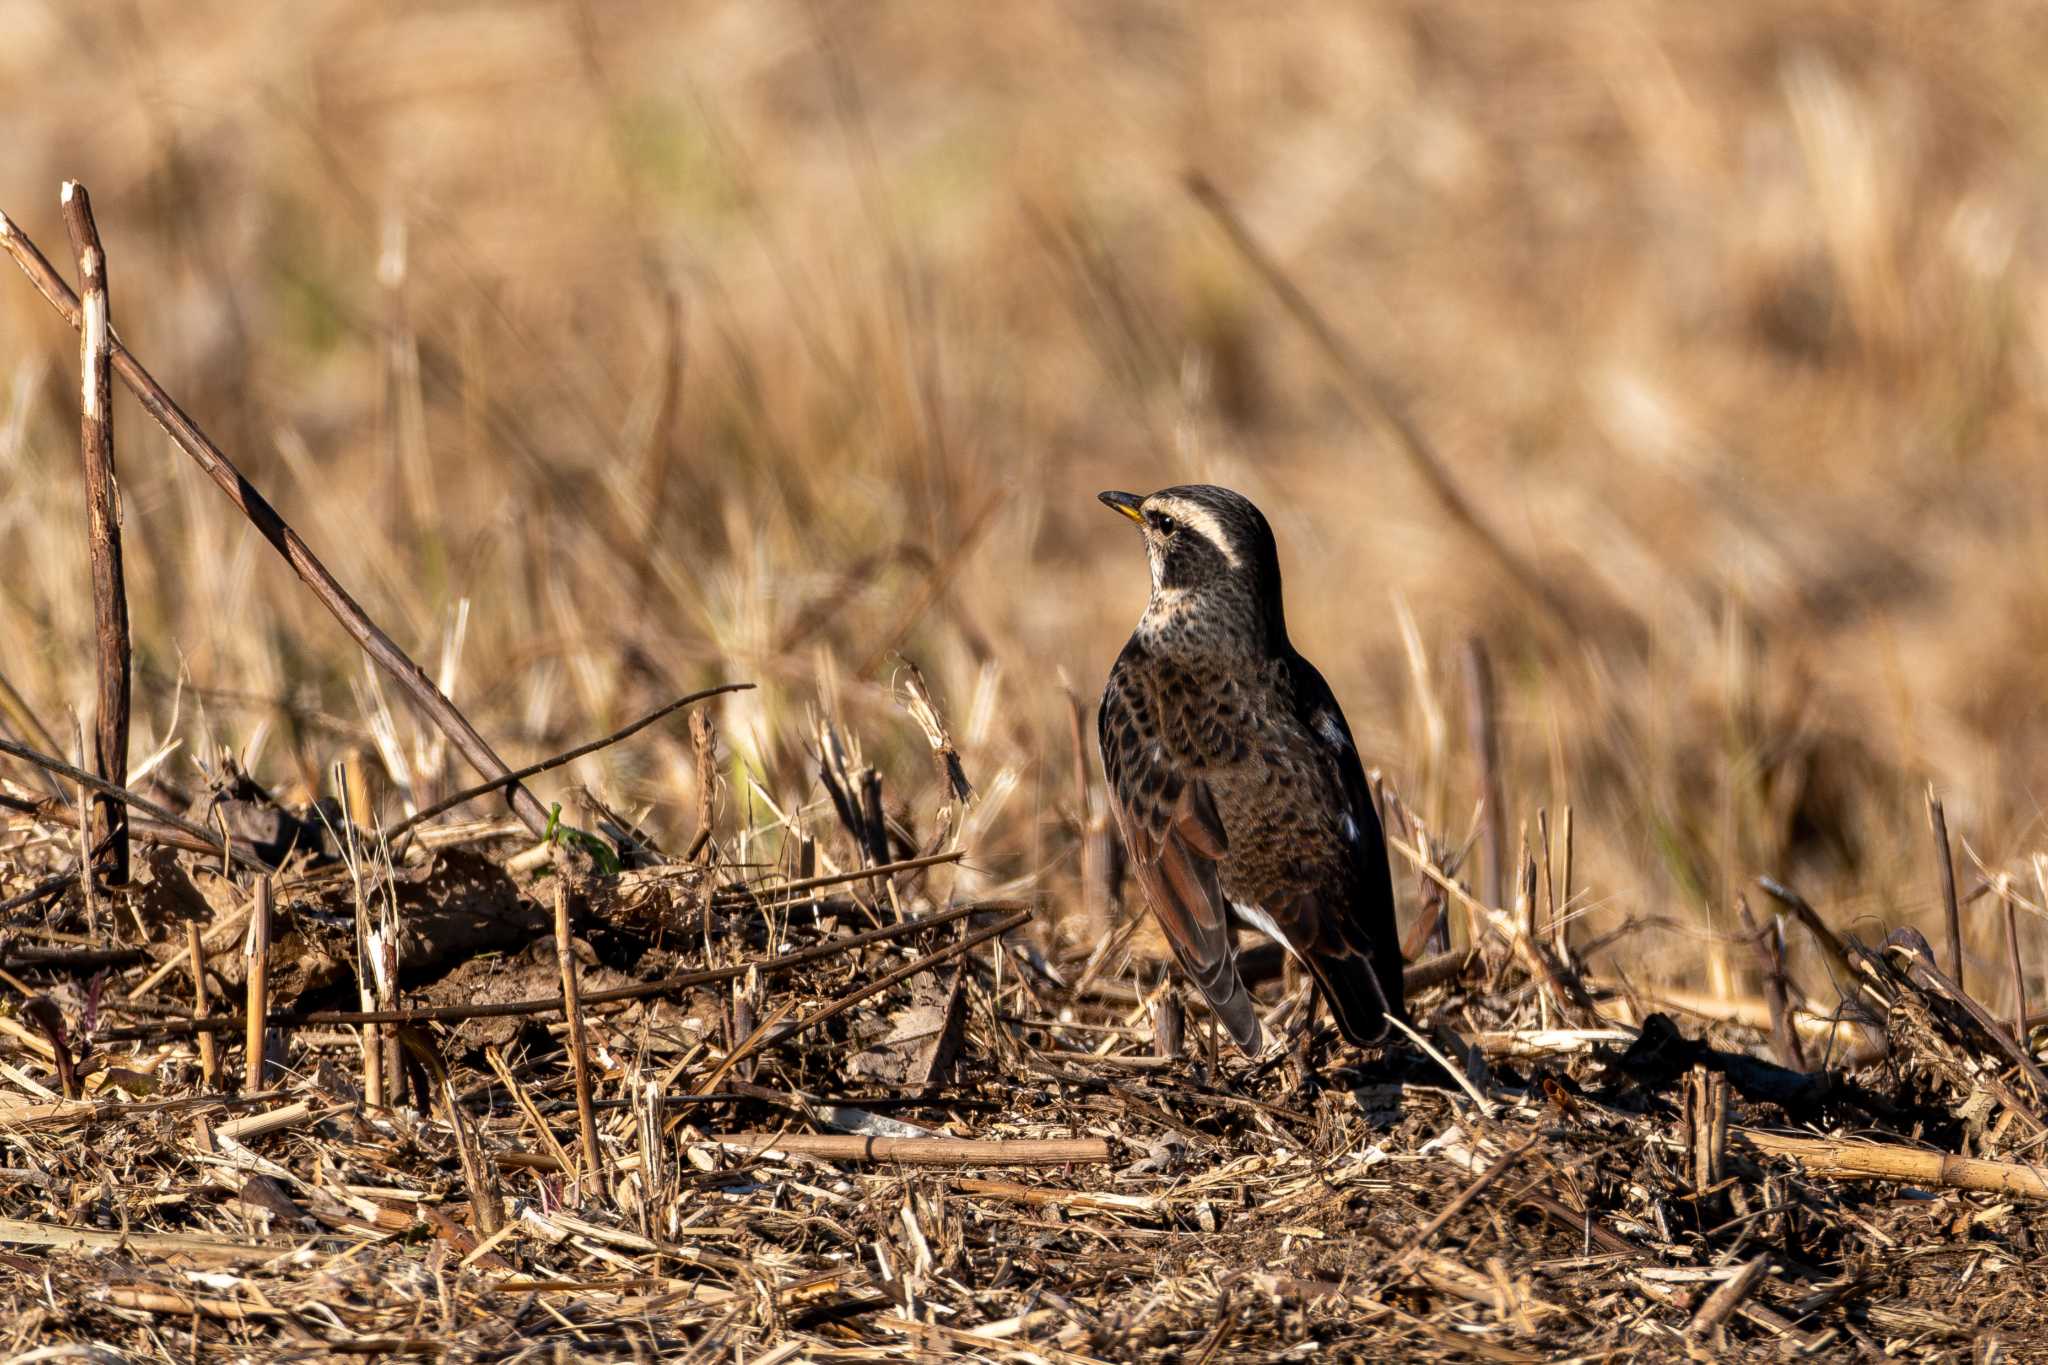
[{"x1": 6, "y1": 1, "x2": 2048, "y2": 1016}]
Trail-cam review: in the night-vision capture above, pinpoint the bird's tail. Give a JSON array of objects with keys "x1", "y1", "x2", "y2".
[
  {"x1": 1171, "y1": 944, "x2": 1265, "y2": 1053},
  {"x1": 1303, "y1": 940, "x2": 1404, "y2": 1047}
]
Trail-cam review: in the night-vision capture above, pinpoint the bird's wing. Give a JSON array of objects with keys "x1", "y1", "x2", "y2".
[
  {"x1": 1281, "y1": 651, "x2": 1407, "y2": 1044},
  {"x1": 1099, "y1": 648, "x2": 1263, "y2": 1050}
]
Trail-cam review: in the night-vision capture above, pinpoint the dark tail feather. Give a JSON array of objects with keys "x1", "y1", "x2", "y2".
[
  {"x1": 1212, "y1": 982, "x2": 1265, "y2": 1052},
  {"x1": 1183, "y1": 952, "x2": 1265, "y2": 1052},
  {"x1": 1306, "y1": 946, "x2": 1403, "y2": 1047}
]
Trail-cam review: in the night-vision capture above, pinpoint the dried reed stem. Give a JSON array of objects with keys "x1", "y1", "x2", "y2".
[
  {"x1": 1926, "y1": 788, "x2": 1963, "y2": 991},
  {"x1": 689, "y1": 706, "x2": 716, "y2": 862},
  {"x1": 1687, "y1": 1254, "x2": 1770, "y2": 1343},
  {"x1": 58, "y1": 183, "x2": 129, "y2": 885},
  {"x1": 1997, "y1": 873, "x2": 2026, "y2": 1047},
  {"x1": 242, "y1": 878, "x2": 271, "y2": 1094},
  {"x1": 386, "y1": 683, "x2": 752, "y2": 840},
  {"x1": 396, "y1": 1030, "x2": 502, "y2": 1236},
  {"x1": 356, "y1": 943, "x2": 384, "y2": 1112},
  {"x1": 1462, "y1": 636, "x2": 1504, "y2": 916},
  {"x1": 1755, "y1": 876, "x2": 1855, "y2": 990},
  {"x1": 1558, "y1": 805, "x2": 1575, "y2": 963},
  {"x1": 0, "y1": 210, "x2": 552, "y2": 841},
  {"x1": 1685, "y1": 1066, "x2": 1729, "y2": 1191},
  {"x1": 1740, "y1": 1129, "x2": 2048, "y2": 1199},
  {"x1": 714, "y1": 1135, "x2": 1109, "y2": 1166},
  {"x1": 0, "y1": 738, "x2": 267, "y2": 871},
  {"x1": 1152, "y1": 989, "x2": 1184, "y2": 1060},
  {"x1": 185, "y1": 922, "x2": 218, "y2": 1090},
  {"x1": 555, "y1": 882, "x2": 604, "y2": 1199},
  {"x1": 1735, "y1": 895, "x2": 1805, "y2": 1071}
]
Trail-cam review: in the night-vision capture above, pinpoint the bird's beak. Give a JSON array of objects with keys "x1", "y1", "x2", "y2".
[{"x1": 1098, "y1": 490, "x2": 1145, "y2": 524}]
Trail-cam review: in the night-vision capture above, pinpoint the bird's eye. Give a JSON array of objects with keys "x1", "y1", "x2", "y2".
[{"x1": 1149, "y1": 512, "x2": 1178, "y2": 537}]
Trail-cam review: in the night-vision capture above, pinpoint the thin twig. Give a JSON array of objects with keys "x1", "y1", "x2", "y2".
[
  {"x1": 1385, "y1": 1015, "x2": 1496, "y2": 1118},
  {"x1": 1736, "y1": 895, "x2": 1805, "y2": 1072},
  {"x1": 1755, "y1": 876, "x2": 1855, "y2": 991},
  {"x1": 0, "y1": 873, "x2": 74, "y2": 917},
  {"x1": 386, "y1": 683, "x2": 753, "y2": 840},
  {"x1": 721, "y1": 848, "x2": 966, "y2": 905},
  {"x1": 0, "y1": 737, "x2": 270, "y2": 871},
  {"x1": 707, "y1": 908, "x2": 1032, "y2": 1082},
  {"x1": 1393, "y1": 1131, "x2": 1542, "y2": 1258}
]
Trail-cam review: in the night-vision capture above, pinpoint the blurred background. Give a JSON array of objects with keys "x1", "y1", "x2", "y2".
[{"x1": 3, "y1": 2, "x2": 2046, "y2": 1011}]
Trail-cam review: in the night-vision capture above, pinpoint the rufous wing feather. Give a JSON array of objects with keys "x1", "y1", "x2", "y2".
[{"x1": 1104, "y1": 778, "x2": 1262, "y2": 1051}]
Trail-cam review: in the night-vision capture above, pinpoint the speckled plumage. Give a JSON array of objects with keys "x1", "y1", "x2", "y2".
[{"x1": 1096, "y1": 485, "x2": 1405, "y2": 1051}]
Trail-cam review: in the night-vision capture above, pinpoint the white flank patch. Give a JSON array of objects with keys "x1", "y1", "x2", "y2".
[
  {"x1": 1315, "y1": 709, "x2": 1349, "y2": 749},
  {"x1": 1340, "y1": 813, "x2": 1360, "y2": 843},
  {"x1": 1232, "y1": 899, "x2": 1300, "y2": 961}
]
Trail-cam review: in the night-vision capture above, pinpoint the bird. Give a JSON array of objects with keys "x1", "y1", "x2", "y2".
[{"x1": 1096, "y1": 484, "x2": 1405, "y2": 1052}]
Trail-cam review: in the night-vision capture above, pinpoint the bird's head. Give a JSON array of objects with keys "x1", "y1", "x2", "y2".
[{"x1": 1099, "y1": 484, "x2": 1288, "y2": 651}]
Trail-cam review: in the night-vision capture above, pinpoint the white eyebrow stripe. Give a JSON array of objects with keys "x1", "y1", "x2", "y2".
[{"x1": 1150, "y1": 498, "x2": 1241, "y2": 568}]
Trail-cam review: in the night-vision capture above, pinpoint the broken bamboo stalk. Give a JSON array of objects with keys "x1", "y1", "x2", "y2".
[
  {"x1": 243, "y1": 877, "x2": 271, "y2": 1094},
  {"x1": 1739, "y1": 1129, "x2": 2048, "y2": 1200},
  {"x1": 59, "y1": 182, "x2": 130, "y2": 886},
  {"x1": 186, "y1": 921, "x2": 218, "y2": 1090},
  {"x1": 1686, "y1": 1254, "x2": 1772, "y2": 1343}
]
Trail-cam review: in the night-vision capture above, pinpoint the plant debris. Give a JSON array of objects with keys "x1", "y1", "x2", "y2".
[{"x1": 0, "y1": 762, "x2": 2045, "y2": 1362}]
